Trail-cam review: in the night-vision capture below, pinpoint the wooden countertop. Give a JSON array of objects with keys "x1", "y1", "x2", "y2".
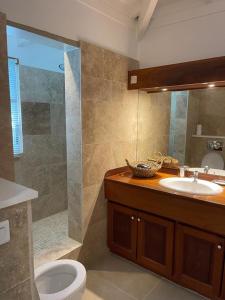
[{"x1": 105, "y1": 168, "x2": 225, "y2": 209}]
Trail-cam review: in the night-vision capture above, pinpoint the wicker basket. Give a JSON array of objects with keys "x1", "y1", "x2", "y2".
[
  {"x1": 148, "y1": 153, "x2": 179, "y2": 169},
  {"x1": 125, "y1": 159, "x2": 163, "y2": 178}
]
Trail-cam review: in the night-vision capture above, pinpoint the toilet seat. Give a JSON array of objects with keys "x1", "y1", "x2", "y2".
[
  {"x1": 35, "y1": 259, "x2": 86, "y2": 300},
  {"x1": 201, "y1": 151, "x2": 224, "y2": 170}
]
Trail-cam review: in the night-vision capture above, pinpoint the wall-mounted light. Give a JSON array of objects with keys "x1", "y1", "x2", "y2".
[
  {"x1": 162, "y1": 88, "x2": 168, "y2": 91},
  {"x1": 208, "y1": 83, "x2": 215, "y2": 88}
]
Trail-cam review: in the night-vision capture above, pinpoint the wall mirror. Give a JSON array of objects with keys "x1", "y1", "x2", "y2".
[{"x1": 137, "y1": 87, "x2": 225, "y2": 176}]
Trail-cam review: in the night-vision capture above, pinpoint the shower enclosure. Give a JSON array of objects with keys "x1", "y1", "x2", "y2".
[{"x1": 6, "y1": 25, "x2": 82, "y2": 265}]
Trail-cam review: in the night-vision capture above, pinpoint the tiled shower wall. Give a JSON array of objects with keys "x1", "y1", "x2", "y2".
[
  {"x1": 14, "y1": 65, "x2": 67, "y2": 221},
  {"x1": 64, "y1": 48, "x2": 82, "y2": 242},
  {"x1": 69, "y1": 41, "x2": 140, "y2": 264},
  {"x1": 168, "y1": 91, "x2": 189, "y2": 165}
]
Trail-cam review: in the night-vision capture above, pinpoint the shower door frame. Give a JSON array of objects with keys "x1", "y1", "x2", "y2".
[
  {"x1": 7, "y1": 20, "x2": 80, "y2": 48},
  {"x1": 0, "y1": 11, "x2": 14, "y2": 180}
]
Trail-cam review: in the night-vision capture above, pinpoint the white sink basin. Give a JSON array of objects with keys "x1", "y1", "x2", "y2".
[{"x1": 159, "y1": 177, "x2": 223, "y2": 195}]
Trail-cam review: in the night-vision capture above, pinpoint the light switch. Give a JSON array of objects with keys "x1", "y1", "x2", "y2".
[
  {"x1": 130, "y1": 75, "x2": 137, "y2": 84},
  {"x1": 0, "y1": 220, "x2": 10, "y2": 245}
]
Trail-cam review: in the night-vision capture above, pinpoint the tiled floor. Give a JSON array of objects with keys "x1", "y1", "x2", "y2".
[
  {"x1": 83, "y1": 253, "x2": 207, "y2": 300},
  {"x1": 32, "y1": 210, "x2": 81, "y2": 267}
]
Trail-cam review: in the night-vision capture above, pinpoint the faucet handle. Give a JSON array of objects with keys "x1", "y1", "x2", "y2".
[
  {"x1": 192, "y1": 170, "x2": 199, "y2": 182},
  {"x1": 204, "y1": 165, "x2": 210, "y2": 174},
  {"x1": 193, "y1": 170, "x2": 199, "y2": 177}
]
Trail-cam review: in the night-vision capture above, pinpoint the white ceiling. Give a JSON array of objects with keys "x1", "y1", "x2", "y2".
[
  {"x1": 77, "y1": 0, "x2": 218, "y2": 29},
  {"x1": 77, "y1": 0, "x2": 142, "y2": 27}
]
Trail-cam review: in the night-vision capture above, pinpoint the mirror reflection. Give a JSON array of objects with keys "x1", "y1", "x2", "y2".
[{"x1": 137, "y1": 87, "x2": 225, "y2": 175}]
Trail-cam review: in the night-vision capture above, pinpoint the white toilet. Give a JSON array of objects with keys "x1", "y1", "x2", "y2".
[
  {"x1": 35, "y1": 259, "x2": 86, "y2": 300},
  {"x1": 201, "y1": 151, "x2": 224, "y2": 170}
]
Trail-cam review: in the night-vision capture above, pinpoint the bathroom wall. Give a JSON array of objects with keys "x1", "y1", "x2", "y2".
[
  {"x1": 168, "y1": 91, "x2": 189, "y2": 165},
  {"x1": 64, "y1": 48, "x2": 82, "y2": 242},
  {"x1": 137, "y1": 90, "x2": 171, "y2": 161},
  {"x1": 185, "y1": 91, "x2": 200, "y2": 166},
  {"x1": 14, "y1": 65, "x2": 67, "y2": 221},
  {"x1": 65, "y1": 41, "x2": 139, "y2": 265},
  {"x1": 185, "y1": 88, "x2": 225, "y2": 167},
  {"x1": 0, "y1": 202, "x2": 37, "y2": 299}
]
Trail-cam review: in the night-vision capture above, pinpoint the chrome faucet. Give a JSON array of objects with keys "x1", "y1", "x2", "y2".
[
  {"x1": 204, "y1": 165, "x2": 210, "y2": 174},
  {"x1": 192, "y1": 171, "x2": 199, "y2": 183}
]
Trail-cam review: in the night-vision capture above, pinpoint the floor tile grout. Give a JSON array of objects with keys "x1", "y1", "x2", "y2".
[
  {"x1": 142, "y1": 279, "x2": 163, "y2": 300},
  {"x1": 89, "y1": 272, "x2": 138, "y2": 300},
  {"x1": 85, "y1": 253, "x2": 207, "y2": 300}
]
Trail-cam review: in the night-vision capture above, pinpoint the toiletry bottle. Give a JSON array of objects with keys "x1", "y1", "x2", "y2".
[{"x1": 196, "y1": 124, "x2": 202, "y2": 136}]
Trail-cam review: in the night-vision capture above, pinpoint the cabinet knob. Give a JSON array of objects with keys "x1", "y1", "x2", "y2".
[
  {"x1": 130, "y1": 216, "x2": 134, "y2": 220},
  {"x1": 217, "y1": 244, "x2": 222, "y2": 250},
  {"x1": 137, "y1": 218, "x2": 141, "y2": 222}
]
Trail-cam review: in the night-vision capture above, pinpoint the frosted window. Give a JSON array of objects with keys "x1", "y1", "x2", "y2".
[{"x1": 8, "y1": 58, "x2": 23, "y2": 156}]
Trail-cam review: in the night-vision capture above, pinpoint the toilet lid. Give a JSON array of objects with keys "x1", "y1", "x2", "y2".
[{"x1": 201, "y1": 152, "x2": 224, "y2": 170}]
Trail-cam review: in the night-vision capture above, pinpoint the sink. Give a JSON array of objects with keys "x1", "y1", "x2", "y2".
[{"x1": 159, "y1": 177, "x2": 223, "y2": 195}]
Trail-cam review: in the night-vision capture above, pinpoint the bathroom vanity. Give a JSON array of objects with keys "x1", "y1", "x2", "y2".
[{"x1": 105, "y1": 167, "x2": 225, "y2": 300}]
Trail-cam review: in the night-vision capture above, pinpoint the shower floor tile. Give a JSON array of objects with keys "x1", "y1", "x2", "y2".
[{"x1": 33, "y1": 210, "x2": 81, "y2": 267}]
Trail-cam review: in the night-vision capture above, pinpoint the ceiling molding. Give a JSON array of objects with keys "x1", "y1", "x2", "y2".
[
  {"x1": 138, "y1": 0, "x2": 159, "y2": 39},
  {"x1": 76, "y1": 0, "x2": 139, "y2": 28}
]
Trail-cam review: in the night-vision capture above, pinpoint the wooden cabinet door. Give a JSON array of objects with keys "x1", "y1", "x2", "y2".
[
  {"x1": 174, "y1": 224, "x2": 224, "y2": 299},
  {"x1": 137, "y1": 212, "x2": 174, "y2": 278},
  {"x1": 107, "y1": 202, "x2": 137, "y2": 261},
  {"x1": 221, "y1": 264, "x2": 225, "y2": 299}
]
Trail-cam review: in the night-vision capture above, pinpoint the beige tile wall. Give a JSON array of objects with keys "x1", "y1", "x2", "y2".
[
  {"x1": 137, "y1": 90, "x2": 171, "y2": 161},
  {"x1": 196, "y1": 88, "x2": 225, "y2": 136},
  {"x1": 65, "y1": 48, "x2": 83, "y2": 242},
  {"x1": 0, "y1": 202, "x2": 36, "y2": 299},
  {"x1": 185, "y1": 92, "x2": 200, "y2": 166},
  {"x1": 77, "y1": 41, "x2": 139, "y2": 265},
  {"x1": 186, "y1": 88, "x2": 225, "y2": 167}
]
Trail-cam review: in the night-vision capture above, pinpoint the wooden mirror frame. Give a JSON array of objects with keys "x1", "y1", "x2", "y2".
[{"x1": 128, "y1": 56, "x2": 225, "y2": 92}]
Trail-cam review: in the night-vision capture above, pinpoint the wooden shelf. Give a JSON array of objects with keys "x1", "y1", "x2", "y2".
[
  {"x1": 128, "y1": 56, "x2": 225, "y2": 91},
  {"x1": 192, "y1": 135, "x2": 225, "y2": 139}
]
